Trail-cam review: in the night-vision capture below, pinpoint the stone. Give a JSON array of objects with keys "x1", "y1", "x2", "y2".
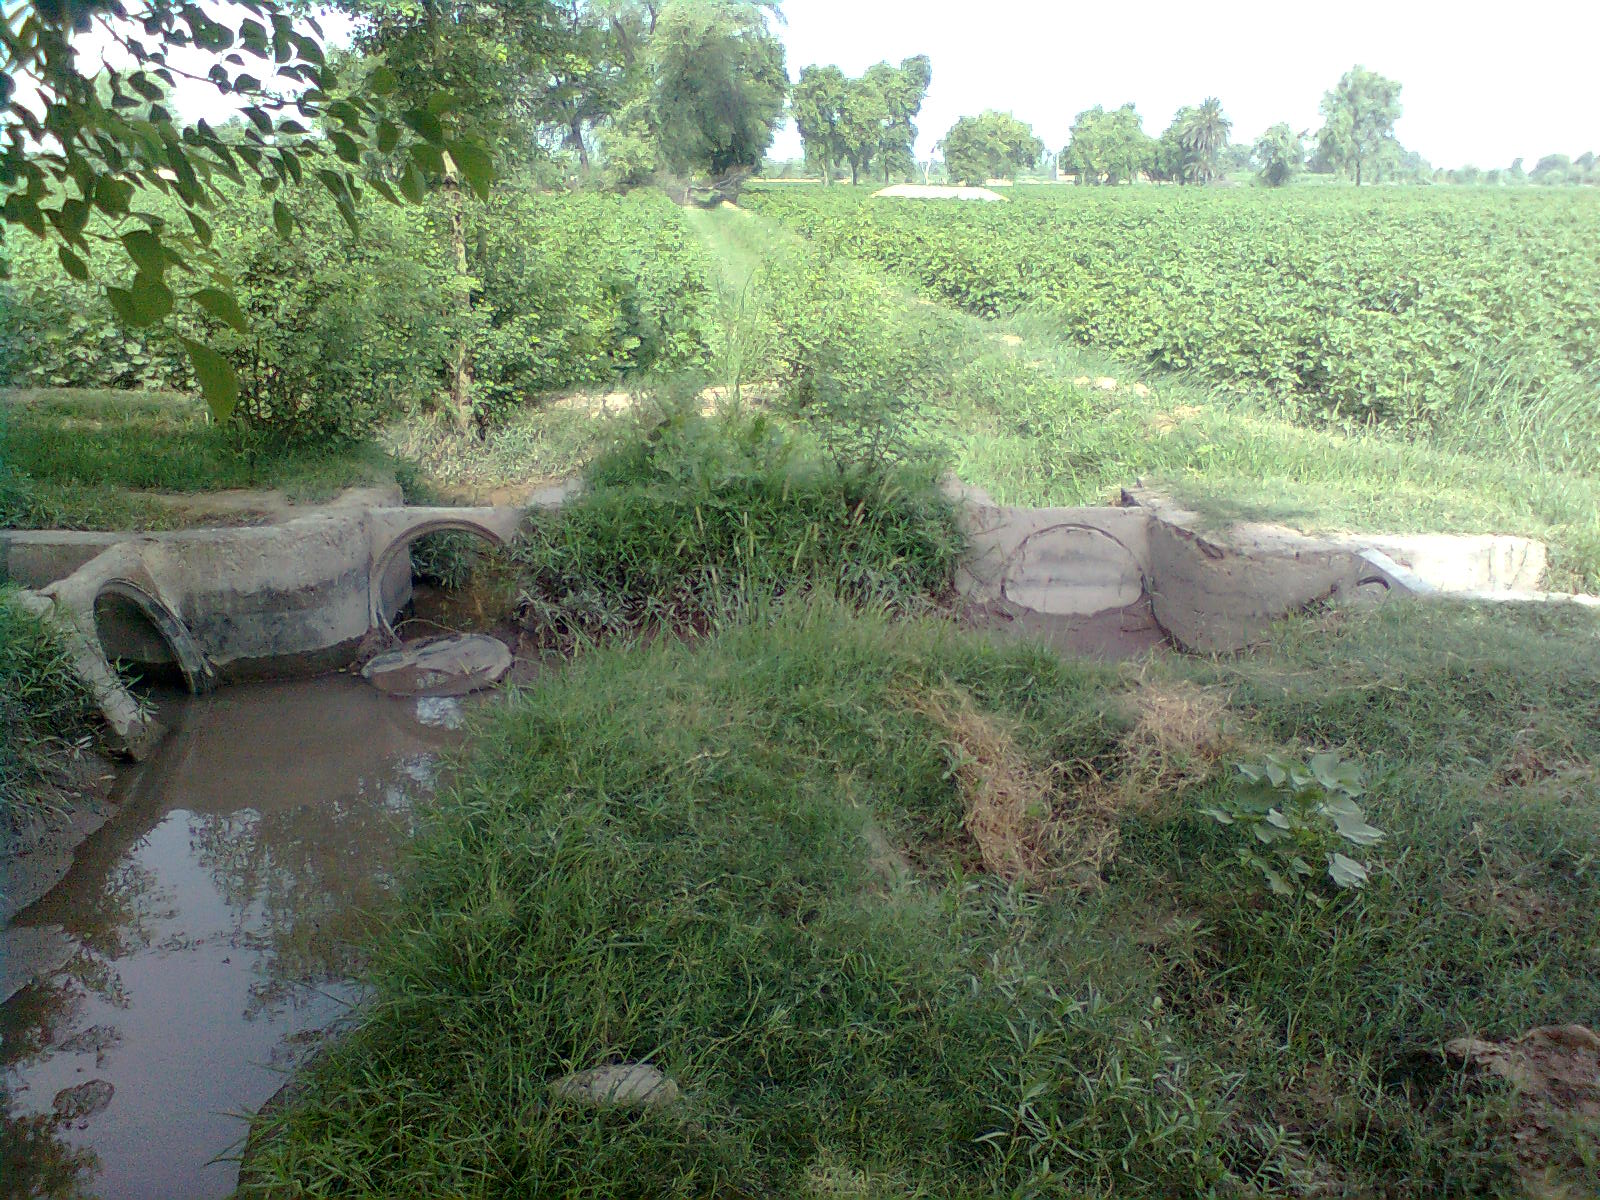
[
  {"x1": 361, "y1": 634, "x2": 512, "y2": 698},
  {"x1": 550, "y1": 1062, "x2": 679, "y2": 1110},
  {"x1": 53, "y1": 1079, "x2": 115, "y2": 1122}
]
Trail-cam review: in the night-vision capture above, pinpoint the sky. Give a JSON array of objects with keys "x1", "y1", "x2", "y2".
[
  {"x1": 40, "y1": 1, "x2": 1599, "y2": 171},
  {"x1": 766, "y1": 0, "x2": 1600, "y2": 169}
]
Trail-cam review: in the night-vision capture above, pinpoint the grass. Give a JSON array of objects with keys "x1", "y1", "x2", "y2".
[
  {"x1": 509, "y1": 406, "x2": 964, "y2": 648},
  {"x1": 242, "y1": 597, "x2": 1600, "y2": 1198},
  {"x1": 0, "y1": 388, "x2": 402, "y2": 530},
  {"x1": 383, "y1": 404, "x2": 615, "y2": 503},
  {"x1": 946, "y1": 313, "x2": 1600, "y2": 592},
  {"x1": 0, "y1": 586, "x2": 105, "y2": 828}
]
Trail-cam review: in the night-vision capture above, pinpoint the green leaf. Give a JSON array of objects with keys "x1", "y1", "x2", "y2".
[
  {"x1": 187, "y1": 210, "x2": 214, "y2": 247},
  {"x1": 1330, "y1": 811, "x2": 1385, "y2": 847},
  {"x1": 330, "y1": 130, "x2": 362, "y2": 165},
  {"x1": 58, "y1": 246, "x2": 90, "y2": 282},
  {"x1": 106, "y1": 273, "x2": 175, "y2": 327},
  {"x1": 368, "y1": 66, "x2": 398, "y2": 95},
  {"x1": 192, "y1": 287, "x2": 248, "y2": 334},
  {"x1": 397, "y1": 161, "x2": 426, "y2": 204},
  {"x1": 272, "y1": 199, "x2": 293, "y2": 240},
  {"x1": 408, "y1": 141, "x2": 445, "y2": 177},
  {"x1": 179, "y1": 337, "x2": 240, "y2": 421},
  {"x1": 376, "y1": 119, "x2": 400, "y2": 156},
  {"x1": 448, "y1": 140, "x2": 494, "y2": 200},
  {"x1": 1328, "y1": 853, "x2": 1370, "y2": 889},
  {"x1": 122, "y1": 228, "x2": 166, "y2": 275}
]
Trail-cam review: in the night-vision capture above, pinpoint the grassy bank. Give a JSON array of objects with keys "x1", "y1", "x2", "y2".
[
  {"x1": 243, "y1": 597, "x2": 1600, "y2": 1197},
  {"x1": 0, "y1": 587, "x2": 105, "y2": 828},
  {"x1": 509, "y1": 408, "x2": 963, "y2": 648},
  {"x1": 0, "y1": 388, "x2": 402, "y2": 531}
]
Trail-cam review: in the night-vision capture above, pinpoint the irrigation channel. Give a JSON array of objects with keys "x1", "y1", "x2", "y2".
[{"x1": 1, "y1": 676, "x2": 468, "y2": 1199}]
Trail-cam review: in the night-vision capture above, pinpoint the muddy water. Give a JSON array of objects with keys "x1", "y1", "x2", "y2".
[{"x1": 1, "y1": 676, "x2": 465, "y2": 1200}]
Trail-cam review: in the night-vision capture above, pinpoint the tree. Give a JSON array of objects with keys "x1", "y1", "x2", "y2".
[
  {"x1": 1174, "y1": 97, "x2": 1231, "y2": 183},
  {"x1": 1253, "y1": 122, "x2": 1303, "y2": 187},
  {"x1": 650, "y1": 0, "x2": 786, "y2": 181},
  {"x1": 835, "y1": 74, "x2": 886, "y2": 186},
  {"x1": 792, "y1": 63, "x2": 847, "y2": 183},
  {"x1": 1062, "y1": 104, "x2": 1154, "y2": 185},
  {"x1": 939, "y1": 110, "x2": 1042, "y2": 184},
  {"x1": 543, "y1": 1, "x2": 634, "y2": 173},
  {"x1": 865, "y1": 55, "x2": 930, "y2": 183},
  {"x1": 1531, "y1": 153, "x2": 1573, "y2": 184},
  {"x1": 796, "y1": 56, "x2": 930, "y2": 187},
  {"x1": 2, "y1": 0, "x2": 461, "y2": 418},
  {"x1": 342, "y1": 0, "x2": 566, "y2": 428},
  {"x1": 1315, "y1": 65, "x2": 1402, "y2": 185}
]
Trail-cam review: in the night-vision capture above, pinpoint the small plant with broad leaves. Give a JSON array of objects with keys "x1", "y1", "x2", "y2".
[{"x1": 1203, "y1": 751, "x2": 1384, "y2": 899}]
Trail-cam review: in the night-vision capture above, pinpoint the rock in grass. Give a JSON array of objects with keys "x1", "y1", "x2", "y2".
[
  {"x1": 361, "y1": 634, "x2": 511, "y2": 698},
  {"x1": 53, "y1": 1079, "x2": 114, "y2": 1122},
  {"x1": 550, "y1": 1063, "x2": 678, "y2": 1110}
]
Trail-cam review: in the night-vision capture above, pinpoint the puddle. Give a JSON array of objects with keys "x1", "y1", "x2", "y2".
[{"x1": 0, "y1": 675, "x2": 463, "y2": 1199}]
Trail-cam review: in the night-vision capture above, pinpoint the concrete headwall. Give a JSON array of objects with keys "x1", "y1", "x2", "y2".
[
  {"x1": 7, "y1": 486, "x2": 538, "y2": 753},
  {"x1": 953, "y1": 481, "x2": 1564, "y2": 655}
]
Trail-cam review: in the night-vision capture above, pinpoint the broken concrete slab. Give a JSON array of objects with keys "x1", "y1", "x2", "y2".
[{"x1": 361, "y1": 634, "x2": 513, "y2": 698}]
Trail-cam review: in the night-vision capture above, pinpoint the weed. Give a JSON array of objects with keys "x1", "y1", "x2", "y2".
[{"x1": 0, "y1": 587, "x2": 105, "y2": 828}]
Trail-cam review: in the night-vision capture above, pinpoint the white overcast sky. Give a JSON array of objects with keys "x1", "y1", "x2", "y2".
[
  {"x1": 767, "y1": 0, "x2": 1600, "y2": 168},
  {"x1": 57, "y1": 1, "x2": 1598, "y2": 170}
]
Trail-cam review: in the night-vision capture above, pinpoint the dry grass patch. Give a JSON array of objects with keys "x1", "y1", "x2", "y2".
[
  {"x1": 901, "y1": 676, "x2": 1232, "y2": 892},
  {"x1": 903, "y1": 686, "x2": 1111, "y2": 890},
  {"x1": 1120, "y1": 677, "x2": 1233, "y2": 801}
]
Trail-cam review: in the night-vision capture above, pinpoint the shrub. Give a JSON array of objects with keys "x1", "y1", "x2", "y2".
[
  {"x1": 466, "y1": 187, "x2": 715, "y2": 421},
  {"x1": 510, "y1": 408, "x2": 964, "y2": 646},
  {"x1": 205, "y1": 186, "x2": 461, "y2": 445}
]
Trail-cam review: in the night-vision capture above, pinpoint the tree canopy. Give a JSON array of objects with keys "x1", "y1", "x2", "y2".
[
  {"x1": 940, "y1": 110, "x2": 1041, "y2": 185},
  {"x1": 791, "y1": 55, "x2": 930, "y2": 185},
  {"x1": 649, "y1": 0, "x2": 786, "y2": 179},
  {"x1": 1253, "y1": 122, "x2": 1303, "y2": 187},
  {"x1": 2, "y1": 0, "x2": 468, "y2": 416},
  {"x1": 1315, "y1": 65, "x2": 1402, "y2": 186},
  {"x1": 1062, "y1": 104, "x2": 1153, "y2": 185}
]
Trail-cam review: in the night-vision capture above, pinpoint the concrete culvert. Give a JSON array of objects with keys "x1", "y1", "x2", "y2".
[{"x1": 91, "y1": 580, "x2": 215, "y2": 695}]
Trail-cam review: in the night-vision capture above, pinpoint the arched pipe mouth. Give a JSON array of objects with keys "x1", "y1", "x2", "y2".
[
  {"x1": 94, "y1": 579, "x2": 217, "y2": 695},
  {"x1": 368, "y1": 520, "x2": 510, "y2": 631}
]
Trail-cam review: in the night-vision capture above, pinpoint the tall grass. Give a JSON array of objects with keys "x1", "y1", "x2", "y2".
[
  {"x1": 0, "y1": 587, "x2": 104, "y2": 826},
  {"x1": 509, "y1": 407, "x2": 965, "y2": 647}
]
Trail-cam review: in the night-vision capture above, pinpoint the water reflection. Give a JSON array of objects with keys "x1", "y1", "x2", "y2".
[{"x1": 1, "y1": 676, "x2": 459, "y2": 1200}]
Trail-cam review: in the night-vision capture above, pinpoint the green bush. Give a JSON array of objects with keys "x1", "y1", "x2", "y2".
[
  {"x1": 3, "y1": 183, "x2": 716, "y2": 437},
  {"x1": 1, "y1": 184, "x2": 455, "y2": 444},
  {"x1": 466, "y1": 187, "x2": 715, "y2": 421},
  {"x1": 205, "y1": 186, "x2": 461, "y2": 445}
]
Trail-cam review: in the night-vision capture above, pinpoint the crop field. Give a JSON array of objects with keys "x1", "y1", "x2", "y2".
[{"x1": 744, "y1": 185, "x2": 1600, "y2": 447}]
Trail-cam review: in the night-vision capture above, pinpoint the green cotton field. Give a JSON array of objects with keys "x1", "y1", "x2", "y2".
[{"x1": 743, "y1": 185, "x2": 1600, "y2": 441}]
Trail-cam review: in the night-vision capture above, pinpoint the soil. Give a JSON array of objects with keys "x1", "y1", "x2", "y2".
[
  {"x1": 963, "y1": 596, "x2": 1170, "y2": 661},
  {"x1": 1445, "y1": 1024, "x2": 1600, "y2": 1188}
]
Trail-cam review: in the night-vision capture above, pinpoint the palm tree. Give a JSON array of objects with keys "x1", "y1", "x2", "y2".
[{"x1": 1177, "y1": 97, "x2": 1232, "y2": 184}]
